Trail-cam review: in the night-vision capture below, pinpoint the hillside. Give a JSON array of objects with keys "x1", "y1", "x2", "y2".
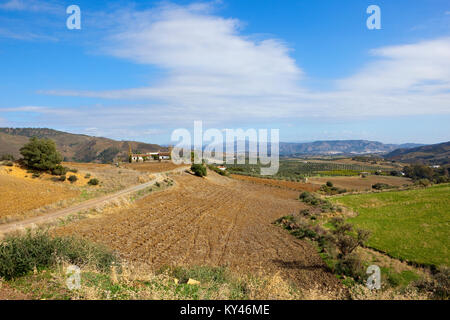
[
  {"x1": 385, "y1": 141, "x2": 450, "y2": 165},
  {"x1": 0, "y1": 128, "x2": 165, "y2": 163},
  {"x1": 279, "y1": 140, "x2": 422, "y2": 156}
]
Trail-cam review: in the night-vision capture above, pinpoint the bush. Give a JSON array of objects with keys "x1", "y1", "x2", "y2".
[
  {"x1": 326, "y1": 181, "x2": 333, "y2": 187},
  {"x1": 0, "y1": 154, "x2": 14, "y2": 161},
  {"x1": 390, "y1": 170, "x2": 403, "y2": 177},
  {"x1": 3, "y1": 161, "x2": 14, "y2": 167},
  {"x1": 372, "y1": 183, "x2": 391, "y2": 190},
  {"x1": 68, "y1": 168, "x2": 78, "y2": 173},
  {"x1": 0, "y1": 231, "x2": 118, "y2": 280},
  {"x1": 68, "y1": 175, "x2": 78, "y2": 183},
  {"x1": 414, "y1": 178, "x2": 431, "y2": 187},
  {"x1": 191, "y1": 164, "x2": 207, "y2": 177},
  {"x1": 88, "y1": 178, "x2": 99, "y2": 186},
  {"x1": 19, "y1": 137, "x2": 62, "y2": 171},
  {"x1": 413, "y1": 266, "x2": 450, "y2": 299},
  {"x1": 59, "y1": 175, "x2": 66, "y2": 181},
  {"x1": 299, "y1": 191, "x2": 336, "y2": 212},
  {"x1": 84, "y1": 173, "x2": 91, "y2": 179},
  {"x1": 32, "y1": 172, "x2": 40, "y2": 178},
  {"x1": 207, "y1": 165, "x2": 229, "y2": 176},
  {"x1": 334, "y1": 254, "x2": 365, "y2": 281},
  {"x1": 51, "y1": 165, "x2": 68, "y2": 175},
  {"x1": 329, "y1": 217, "x2": 370, "y2": 257}
]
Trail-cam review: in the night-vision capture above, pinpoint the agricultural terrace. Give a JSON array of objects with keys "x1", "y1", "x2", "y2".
[{"x1": 331, "y1": 184, "x2": 450, "y2": 267}]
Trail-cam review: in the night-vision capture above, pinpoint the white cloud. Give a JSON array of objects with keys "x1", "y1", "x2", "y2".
[{"x1": 32, "y1": 3, "x2": 450, "y2": 127}]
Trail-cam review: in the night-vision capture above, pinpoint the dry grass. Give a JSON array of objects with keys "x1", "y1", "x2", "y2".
[
  {"x1": 0, "y1": 168, "x2": 79, "y2": 223},
  {"x1": 122, "y1": 161, "x2": 186, "y2": 173},
  {"x1": 63, "y1": 162, "x2": 151, "y2": 192}
]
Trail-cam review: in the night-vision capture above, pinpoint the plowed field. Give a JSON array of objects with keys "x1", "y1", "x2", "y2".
[
  {"x1": 308, "y1": 175, "x2": 412, "y2": 191},
  {"x1": 55, "y1": 171, "x2": 343, "y2": 292},
  {"x1": 231, "y1": 174, "x2": 320, "y2": 192}
]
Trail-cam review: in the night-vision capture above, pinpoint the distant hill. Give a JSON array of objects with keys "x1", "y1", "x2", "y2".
[
  {"x1": 385, "y1": 141, "x2": 450, "y2": 165},
  {"x1": 0, "y1": 128, "x2": 166, "y2": 163},
  {"x1": 279, "y1": 140, "x2": 423, "y2": 156}
]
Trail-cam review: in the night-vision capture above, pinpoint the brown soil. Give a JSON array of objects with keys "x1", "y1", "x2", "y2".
[
  {"x1": 55, "y1": 171, "x2": 343, "y2": 293},
  {"x1": 0, "y1": 283, "x2": 30, "y2": 300},
  {"x1": 308, "y1": 175, "x2": 412, "y2": 192},
  {"x1": 231, "y1": 174, "x2": 320, "y2": 192}
]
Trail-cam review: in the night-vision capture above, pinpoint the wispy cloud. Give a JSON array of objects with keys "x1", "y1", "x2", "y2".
[
  {"x1": 0, "y1": 0, "x2": 62, "y2": 13},
  {"x1": 43, "y1": 3, "x2": 450, "y2": 123},
  {"x1": 0, "y1": 27, "x2": 58, "y2": 41}
]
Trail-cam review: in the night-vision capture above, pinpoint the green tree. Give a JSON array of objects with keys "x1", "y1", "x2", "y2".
[{"x1": 19, "y1": 137, "x2": 62, "y2": 171}]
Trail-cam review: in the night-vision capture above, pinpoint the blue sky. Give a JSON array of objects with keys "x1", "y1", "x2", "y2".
[{"x1": 0, "y1": 0, "x2": 449, "y2": 144}]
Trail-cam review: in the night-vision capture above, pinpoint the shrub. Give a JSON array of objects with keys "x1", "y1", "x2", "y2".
[
  {"x1": 372, "y1": 183, "x2": 391, "y2": 190},
  {"x1": 68, "y1": 175, "x2": 78, "y2": 183},
  {"x1": 20, "y1": 137, "x2": 62, "y2": 171},
  {"x1": 3, "y1": 161, "x2": 13, "y2": 167},
  {"x1": 334, "y1": 254, "x2": 365, "y2": 281},
  {"x1": 414, "y1": 178, "x2": 431, "y2": 187},
  {"x1": 84, "y1": 173, "x2": 91, "y2": 179},
  {"x1": 68, "y1": 168, "x2": 78, "y2": 173},
  {"x1": 59, "y1": 175, "x2": 66, "y2": 181},
  {"x1": 329, "y1": 218, "x2": 370, "y2": 257},
  {"x1": 326, "y1": 181, "x2": 333, "y2": 187},
  {"x1": 191, "y1": 164, "x2": 207, "y2": 177},
  {"x1": 51, "y1": 165, "x2": 68, "y2": 175},
  {"x1": 32, "y1": 172, "x2": 40, "y2": 178},
  {"x1": 390, "y1": 170, "x2": 403, "y2": 177},
  {"x1": 299, "y1": 191, "x2": 336, "y2": 212},
  {"x1": 413, "y1": 266, "x2": 449, "y2": 299},
  {"x1": 0, "y1": 154, "x2": 14, "y2": 161},
  {"x1": 88, "y1": 178, "x2": 99, "y2": 186},
  {"x1": 0, "y1": 231, "x2": 118, "y2": 280}
]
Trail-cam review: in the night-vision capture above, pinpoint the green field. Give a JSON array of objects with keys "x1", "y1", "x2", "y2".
[{"x1": 331, "y1": 184, "x2": 450, "y2": 267}]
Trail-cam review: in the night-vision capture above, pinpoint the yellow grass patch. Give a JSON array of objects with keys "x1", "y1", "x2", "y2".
[{"x1": 0, "y1": 169, "x2": 80, "y2": 222}]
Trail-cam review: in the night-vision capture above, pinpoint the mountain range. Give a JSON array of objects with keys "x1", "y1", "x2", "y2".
[
  {"x1": 278, "y1": 140, "x2": 423, "y2": 156},
  {"x1": 0, "y1": 128, "x2": 165, "y2": 163},
  {"x1": 0, "y1": 128, "x2": 447, "y2": 164},
  {"x1": 385, "y1": 141, "x2": 450, "y2": 165}
]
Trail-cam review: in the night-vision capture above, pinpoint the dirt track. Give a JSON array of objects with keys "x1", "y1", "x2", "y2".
[{"x1": 55, "y1": 171, "x2": 343, "y2": 292}]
